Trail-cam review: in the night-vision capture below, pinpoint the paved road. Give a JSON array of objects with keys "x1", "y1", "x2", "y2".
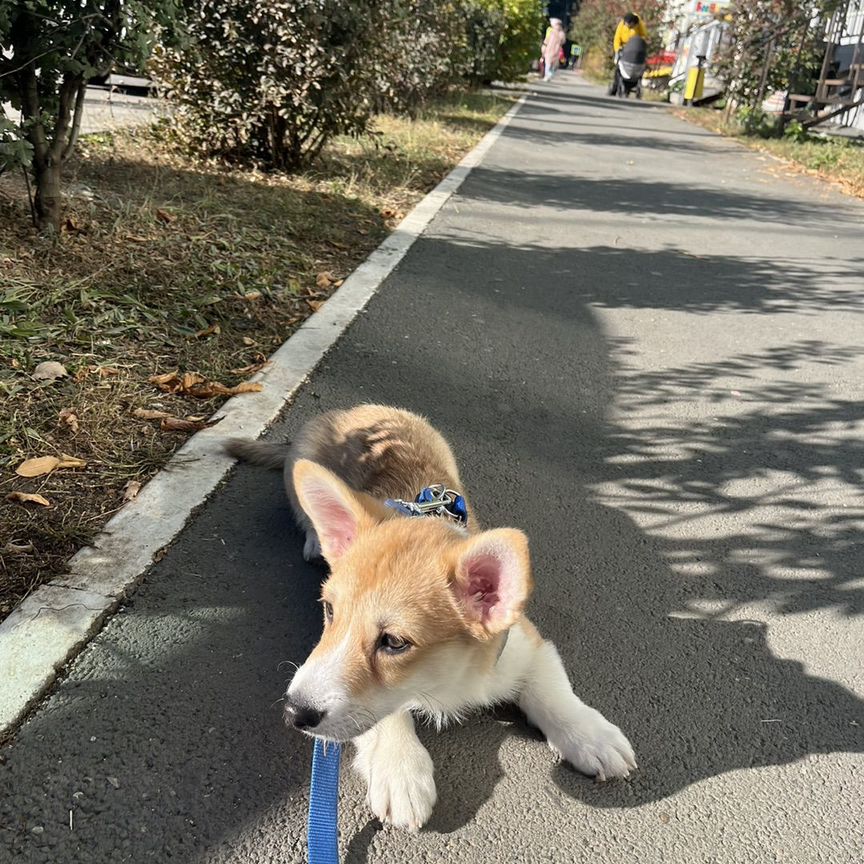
[{"x1": 2, "y1": 76, "x2": 863, "y2": 863}]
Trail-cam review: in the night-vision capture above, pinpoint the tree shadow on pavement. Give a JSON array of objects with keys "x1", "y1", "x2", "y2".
[
  {"x1": 303, "y1": 232, "x2": 864, "y2": 830},
  {"x1": 3, "y1": 221, "x2": 864, "y2": 860},
  {"x1": 462, "y1": 166, "x2": 862, "y2": 229}
]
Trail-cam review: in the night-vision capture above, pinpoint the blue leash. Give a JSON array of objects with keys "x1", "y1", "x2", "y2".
[{"x1": 308, "y1": 738, "x2": 341, "y2": 864}]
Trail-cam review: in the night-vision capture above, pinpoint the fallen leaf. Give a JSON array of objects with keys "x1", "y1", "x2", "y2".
[
  {"x1": 185, "y1": 380, "x2": 263, "y2": 398},
  {"x1": 240, "y1": 290, "x2": 262, "y2": 302},
  {"x1": 64, "y1": 216, "x2": 85, "y2": 235},
  {"x1": 33, "y1": 361, "x2": 68, "y2": 381},
  {"x1": 4, "y1": 539, "x2": 34, "y2": 554},
  {"x1": 227, "y1": 382, "x2": 263, "y2": 395},
  {"x1": 333, "y1": 279, "x2": 344, "y2": 288},
  {"x1": 229, "y1": 361, "x2": 268, "y2": 376},
  {"x1": 149, "y1": 370, "x2": 179, "y2": 387},
  {"x1": 155, "y1": 208, "x2": 175, "y2": 224},
  {"x1": 58, "y1": 408, "x2": 80, "y2": 434},
  {"x1": 122, "y1": 480, "x2": 142, "y2": 502},
  {"x1": 316, "y1": 271, "x2": 335, "y2": 288},
  {"x1": 307, "y1": 299, "x2": 324, "y2": 312},
  {"x1": 181, "y1": 372, "x2": 205, "y2": 391},
  {"x1": 381, "y1": 208, "x2": 397, "y2": 218},
  {"x1": 194, "y1": 323, "x2": 221, "y2": 339},
  {"x1": 132, "y1": 407, "x2": 173, "y2": 420},
  {"x1": 126, "y1": 235, "x2": 151, "y2": 243},
  {"x1": 16, "y1": 456, "x2": 60, "y2": 477},
  {"x1": 153, "y1": 547, "x2": 168, "y2": 563},
  {"x1": 150, "y1": 369, "x2": 262, "y2": 399},
  {"x1": 160, "y1": 416, "x2": 222, "y2": 432},
  {"x1": 6, "y1": 492, "x2": 51, "y2": 508},
  {"x1": 15, "y1": 454, "x2": 85, "y2": 476},
  {"x1": 57, "y1": 454, "x2": 86, "y2": 469},
  {"x1": 242, "y1": 336, "x2": 256, "y2": 346}
]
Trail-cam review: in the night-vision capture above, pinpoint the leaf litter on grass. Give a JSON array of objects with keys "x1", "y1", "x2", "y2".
[{"x1": 0, "y1": 89, "x2": 516, "y2": 618}]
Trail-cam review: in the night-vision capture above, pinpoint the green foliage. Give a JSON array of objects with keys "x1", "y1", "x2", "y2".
[
  {"x1": 713, "y1": 0, "x2": 843, "y2": 123},
  {"x1": 0, "y1": 1, "x2": 181, "y2": 228},
  {"x1": 783, "y1": 119, "x2": 808, "y2": 143},
  {"x1": 154, "y1": 0, "x2": 542, "y2": 169},
  {"x1": 152, "y1": 0, "x2": 393, "y2": 170},
  {"x1": 493, "y1": 0, "x2": 546, "y2": 82}
]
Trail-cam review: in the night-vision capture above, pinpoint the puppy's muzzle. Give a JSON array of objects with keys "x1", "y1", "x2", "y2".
[{"x1": 284, "y1": 696, "x2": 326, "y2": 731}]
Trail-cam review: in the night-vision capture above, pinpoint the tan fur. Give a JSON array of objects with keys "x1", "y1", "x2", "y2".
[
  {"x1": 292, "y1": 451, "x2": 520, "y2": 706},
  {"x1": 248, "y1": 405, "x2": 636, "y2": 830},
  {"x1": 288, "y1": 405, "x2": 477, "y2": 533}
]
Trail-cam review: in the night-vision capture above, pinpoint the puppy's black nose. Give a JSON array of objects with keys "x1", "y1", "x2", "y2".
[{"x1": 284, "y1": 698, "x2": 325, "y2": 730}]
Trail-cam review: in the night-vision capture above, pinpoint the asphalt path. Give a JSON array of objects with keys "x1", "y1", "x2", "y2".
[{"x1": 2, "y1": 75, "x2": 863, "y2": 863}]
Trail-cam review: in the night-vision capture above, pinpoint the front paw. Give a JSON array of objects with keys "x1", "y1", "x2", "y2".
[
  {"x1": 550, "y1": 706, "x2": 637, "y2": 781},
  {"x1": 357, "y1": 744, "x2": 436, "y2": 830}
]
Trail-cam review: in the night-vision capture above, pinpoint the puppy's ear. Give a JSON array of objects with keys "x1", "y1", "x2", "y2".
[
  {"x1": 293, "y1": 460, "x2": 369, "y2": 561},
  {"x1": 451, "y1": 528, "x2": 533, "y2": 639}
]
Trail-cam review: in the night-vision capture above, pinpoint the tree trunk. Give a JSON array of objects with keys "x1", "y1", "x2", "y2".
[{"x1": 34, "y1": 159, "x2": 63, "y2": 234}]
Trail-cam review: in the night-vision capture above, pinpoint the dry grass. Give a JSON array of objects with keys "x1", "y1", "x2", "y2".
[
  {"x1": 0, "y1": 89, "x2": 515, "y2": 618},
  {"x1": 677, "y1": 107, "x2": 864, "y2": 199}
]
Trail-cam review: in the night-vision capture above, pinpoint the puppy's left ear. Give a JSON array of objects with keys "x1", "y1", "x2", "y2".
[{"x1": 451, "y1": 528, "x2": 533, "y2": 639}]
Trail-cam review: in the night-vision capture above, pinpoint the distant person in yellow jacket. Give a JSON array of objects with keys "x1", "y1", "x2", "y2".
[{"x1": 609, "y1": 12, "x2": 648, "y2": 94}]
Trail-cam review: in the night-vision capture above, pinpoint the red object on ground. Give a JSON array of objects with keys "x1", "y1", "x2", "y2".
[{"x1": 647, "y1": 50, "x2": 677, "y2": 67}]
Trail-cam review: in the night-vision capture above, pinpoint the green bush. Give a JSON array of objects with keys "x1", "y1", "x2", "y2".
[
  {"x1": 155, "y1": 0, "x2": 542, "y2": 169},
  {"x1": 713, "y1": 0, "x2": 838, "y2": 125},
  {"x1": 494, "y1": 0, "x2": 546, "y2": 82},
  {"x1": 153, "y1": 0, "x2": 394, "y2": 170}
]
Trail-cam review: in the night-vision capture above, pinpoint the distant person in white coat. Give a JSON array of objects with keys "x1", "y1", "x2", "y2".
[{"x1": 542, "y1": 18, "x2": 566, "y2": 82}]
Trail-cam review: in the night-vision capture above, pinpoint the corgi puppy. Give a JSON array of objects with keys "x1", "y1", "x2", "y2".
[{"x1": 226, "y1": 405, "x2": 635, "y2": 830}]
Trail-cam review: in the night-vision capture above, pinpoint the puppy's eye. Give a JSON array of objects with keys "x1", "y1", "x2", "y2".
[
  {"x1": 323, "y1": 601, "x2": 334, "y2": 623},
  {"x1": 378, "y1": 633, "x2": 411, "y2": 654}
]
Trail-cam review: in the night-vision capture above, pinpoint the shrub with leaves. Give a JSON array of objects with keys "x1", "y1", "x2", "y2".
[
  {"x1": 460, "y1": 1, "x2": 507, "y2": 84},
  {"x1": 156, "y1": 0, "x2": 542, "y2": 168},
  {"x1": 457, "y1": 0, "x2": 543, "y2": 85},
  {"x1": 153, "y1": 0, "x2": 397, "y2": 170},
  {"x1": 496, "y1": 0, "x2": 546, "y2": 82},
  {"x1": 372, "y1": 0, "x2": 469, "y2": 113},
  {"x1": 0, "y1": 1, "x2": 179, "y2": 232},
  {"x1": 713, "y1": 0, "x2": 841, "y2": 128}
]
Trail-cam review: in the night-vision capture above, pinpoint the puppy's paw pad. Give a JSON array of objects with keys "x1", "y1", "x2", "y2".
[
  {"x1": 551, "y1": 708, "x2": 636, "y2": 781},
  {"x1": 366, "y1": 748, "x2": 436, "y2": 831}
]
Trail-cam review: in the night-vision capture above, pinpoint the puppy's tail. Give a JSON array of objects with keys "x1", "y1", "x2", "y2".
[{"x1": 223, "y1": 438, "x2": 291, "y2": 470}]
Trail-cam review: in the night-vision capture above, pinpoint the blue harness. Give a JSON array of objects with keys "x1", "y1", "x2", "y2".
[
  {"x1": 384, "y1": 484, "x2": 468, "y2": 524},
  {"x1": 305, "y1": 485, "x2": 466, "y2": 863}
]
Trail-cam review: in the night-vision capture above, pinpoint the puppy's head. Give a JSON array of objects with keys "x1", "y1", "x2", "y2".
[{"x1": 284, "y1": 459, "x2": 533, "y2": 740}]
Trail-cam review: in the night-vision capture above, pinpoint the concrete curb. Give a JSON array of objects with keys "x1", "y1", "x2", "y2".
[{"x1": 0, "y1": 93, "x2": 528, "y2": 739}]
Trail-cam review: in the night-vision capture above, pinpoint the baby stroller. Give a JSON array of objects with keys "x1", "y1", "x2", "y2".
[{"x1": 614, "y1": 36, "x2": 647, "y2": 98}]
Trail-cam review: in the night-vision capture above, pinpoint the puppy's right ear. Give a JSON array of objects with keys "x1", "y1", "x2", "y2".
[{"x1": 293, "y1": 460, "x2": 368, "y2": 561}]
